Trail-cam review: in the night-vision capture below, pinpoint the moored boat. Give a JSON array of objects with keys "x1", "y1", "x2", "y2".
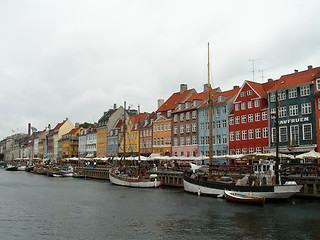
[
  {"x1": 109, "y1": 167, "x2": 161, "y2": 188},
  {"x1": 224, "y1": 190, "x2": 265, "y2": 204},
  {"x1": 5, "y1": 165, "x2": 18, "y2": 171}
]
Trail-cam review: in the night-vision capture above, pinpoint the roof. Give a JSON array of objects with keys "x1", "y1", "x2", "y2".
[
  {"x1": 198, "y1": 87, "x2": 239, "y2": 108},
  {"x1": 268, "y1": 67, "x2": 320, "y2": 91},
  {"x1": 157, "y1": 89, "x2": 196, "y2": 113},
  {"x1": 98, "y1": 109, "x2": 116, "y2": 124},
  {"x1": 69, "y1": 127, "x2": 81, "y2": 134},
  {"x1": 54, "y1": 120, "x2": 67, "y2": 130}
]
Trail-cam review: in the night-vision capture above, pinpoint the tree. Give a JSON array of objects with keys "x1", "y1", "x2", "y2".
[{"x1": 79, "y1": 122, "x2": 94, "y2": 128}]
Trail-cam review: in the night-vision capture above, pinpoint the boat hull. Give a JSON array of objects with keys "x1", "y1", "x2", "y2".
[
  {"x1": 183, "y1": 175, "x2": 303, "y2": 199},
  {"x1": 224, "y1": 190, "x2": 265, "y2": 204},
  {"x1": 109, "y1": 169, "x2": 161, "y2": 188},
  {"x1": 5, "y1": 166, "x2": 18, "y2": 171}
]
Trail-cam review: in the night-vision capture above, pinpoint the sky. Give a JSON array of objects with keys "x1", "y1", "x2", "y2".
[{"x1": 1, "y1": 0, "x2": 320, "y2": 140}]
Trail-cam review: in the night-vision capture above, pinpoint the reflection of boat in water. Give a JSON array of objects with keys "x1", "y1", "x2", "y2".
[
  {"x1": 224, "y1": 190, "x2": 265, "y2": 205},
  {"x1": 109, "y1": 167, "x2": 161, "y2": 188}
]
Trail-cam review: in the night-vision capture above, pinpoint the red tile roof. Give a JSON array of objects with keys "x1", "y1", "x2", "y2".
[
  {"x1": 69, "y1": 127, "x2": 81, "y2": 134},
  {"x1": 157, "y1": 89, "x2": 196, "y2": 112},
  {"x1": 54, "y1": 120, "x2": 67, "y2": 130},
  {"x1": 269, "y1": 67, "x2": 320, "y2": 91}
]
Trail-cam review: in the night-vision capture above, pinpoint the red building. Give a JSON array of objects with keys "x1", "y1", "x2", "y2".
[
  {"x1": 139, "y1": 112, "x2": 157, "y2": 156},
  {"x1": 229, "y1": 80, "x2": 274, "y2": 156}
]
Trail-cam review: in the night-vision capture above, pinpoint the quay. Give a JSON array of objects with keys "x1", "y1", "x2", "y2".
[{"x1": 75, "y1": 167, "x2": 184, "y2": 186}]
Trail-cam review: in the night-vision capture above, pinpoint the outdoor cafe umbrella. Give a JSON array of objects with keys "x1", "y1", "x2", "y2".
[{"x1": 296, "y1": 150, "x2": 320, "y2": 159}]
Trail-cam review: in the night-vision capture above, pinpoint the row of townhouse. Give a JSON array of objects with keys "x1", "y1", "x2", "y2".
[{"x1": 2, "y1": 65, "x2": 320, "y2": 163}]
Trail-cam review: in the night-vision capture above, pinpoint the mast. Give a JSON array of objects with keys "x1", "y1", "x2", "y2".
[
  {"x1": 208, "y1": 42, "x2": 213, "y2": 179},
  {"x1": 123, "y1": 101, "x2": 127, "y2": 161},
  {"x1": 275, "y1": 90, "x2": 280, "y2": 184}
]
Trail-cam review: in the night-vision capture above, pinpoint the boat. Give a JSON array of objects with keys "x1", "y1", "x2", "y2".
[
  {"x1": 61, "y1": 166, "x2": 74, "y2": 177},
  {"x1": 109, "y1": 101, "x2": 162, "y2": 188},
  {"x1": 17, "y1": 165, "x2": 26, "y2": 171},
  {"x1": 53, "y1": 173, "x2": 63, "y2": 177},
  {"x1": 109, "y1": 167, "x2": 161, "y2": 188},
  {"x1": 183, "y1": 43, "x2": 303, "y2": 200},
  {"x1": 224, "y1": 190, "x2": 265, "y2": 205},
  {"x1": 5, "y1": 165, "x2": 18, "y2": 171}
]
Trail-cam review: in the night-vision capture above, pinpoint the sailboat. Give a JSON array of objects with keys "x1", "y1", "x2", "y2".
[
  {"x1": 109, "y1": 102, "x2": 161, "y2": 188},
  {"x1": 183, "y1": 43, "x2": 302, "y2": 200}
]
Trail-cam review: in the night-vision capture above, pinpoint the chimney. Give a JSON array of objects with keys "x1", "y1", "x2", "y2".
[
  {"x1": 28, "y1": 123, "x2": 31, "y2": 136},
  {"x1": 233, "y1": 85, "x2": 240, "y2": 89},
  {"x1": 180, "y1": 84, "x2": 188, "y2": 94},
  {"x1": 203, "y1": 83, "x2": 209, "y2": 92},
  {"x1": 294, "y1": 69, "x2": 299, "y2": 73},
  {"x1": 308, "y1": 65, "x2": 313, "y2": 70},
  {"x1": 158, "y1": 99, "x2": 164, "y2": 108},
  {"x1": 113, "y1": 103, "x2": 117, "y2": 109},
  {"x1": 48, "y1": 124, "x2": 51, "y2": 130},
  {"x1": 138, "y1": 104, "x2": 140, "y2": 114},
  {"x1": 267, "y1": 78, "x2": 273, "y2": 82},
  {"x1": 75, "y1": 122, "x2": 79, "y2": 128}
]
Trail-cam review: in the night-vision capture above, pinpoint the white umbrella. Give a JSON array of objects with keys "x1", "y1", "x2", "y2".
[{"x1": 296, "y1": 150, "x2": 320, "y2": 159}]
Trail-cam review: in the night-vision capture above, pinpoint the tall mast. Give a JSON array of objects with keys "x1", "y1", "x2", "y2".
[
  {"x1": 208, "y1": 42, "x2": 213, "y2": 179},
  {"x1": 123, "y1": 101, "x2": 127, "y2": 161},
  {"x1": 275, "y1": 89, "x2": 280, "y2": 184}
]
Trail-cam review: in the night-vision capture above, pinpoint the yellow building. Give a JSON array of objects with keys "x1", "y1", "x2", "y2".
[
  {"x1": 61, "y1": 127, "x2": 83, "y2": 159},
  {"x1": 152, "y1": 115, "x2": 172, "y2": 156},
  {"x1": 118, "y1": 113, "x2": 147, "y2": 156}
]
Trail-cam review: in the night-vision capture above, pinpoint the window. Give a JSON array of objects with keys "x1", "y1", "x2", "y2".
[
  {"x1": 301, "y1": 102, "x2": 312, "y2": 114},
  {"x1": 192, "y1": 123, "x2": 197, "y2": 132},
  {"x1": 262, "y1": 112, "x2": 268, "y2": 120},
  {"x1": 270, "y1": 93, "x2": 276, "y2": 102},
  {"x1": 316, "y1": 78, "x2": 320, "y2": 91},
  {"x1": 186, "y1": 112, "x2": 190, "y2": 120},
  {"x1": 173, "y1": 115, "x2": 178, "y2": 122},
  {"x1": 242, "y1": 115, "x2": 247, "y2": 123},
  {"x1": 290, "y1": 125, "x2": 299, "y2": 146},
  {"x1": 255, "y1": 113, "x2": 260, "y2": 121},
  {"x1": 192, "y1": 111, "x2": 197, "y2": 119},
  {"x1": 249, "y1": 148, "x2": 254, "y2": 154},
  {"x1": 222, "y1": 135, "x2": 227, "y2": 144},
  {"x1": 216, "y1": 120, "x2": 221, "y2": 128},
  {"x1": 254, "y1": 100, "x2": 260, "y2": 107},
  {"x1": 248, "y1": 101, "x2": 252, "y2": 109},
  {"x1": 230, "y1": 132, "x2": 234, "y2": 141},
  {"x1": 247, "y1": 90, "x2": 252, "y2": 95},
  {"x1": 278, "y1": 91, "x2": 286, "y2": 101},
  {"x1": 222, "y1": 119, "x2": 227, "y2": 128},
  {"x1": 240, "y1": 92, "x2": 246, "y2": 97},
  {"x1": 236, "y1": 131, "x2": 240, "y2": 140},
  {"x1": 248, "y1": 114, "x2": 253, "y2": 122},
  {"x1": 271, "y1": 127, "x2": 276, "y2": 143},
  {"x1": 279, "y1": 106, "x2": 287, "y2": 118},
  {"x1": 180, "y1": 113, "x2": 184, "y2": 121},
  {"x1": 180, "y1": 125, "x2": 184, "y2": 134},
  {"x1": 288, "y1": 88, "x2": 297, "y2": 99},
  {"x1": 241, "y1": 102, "x2": 246, "y2": 110},
  {"x1": 173, "y1": 126, "x2": 178, "y2": 135},
  {"x1": 242, "y1": 130, "x2": 247, "y2": 140},
  {"x1": 186, "y1": 124, "x2": 191, "y2": 133},
  {"x1": 217, "y1": 135, "x2": 222, "y2": 144},
  {"x1": 248, "y1": 129, "x2": 254, "y2": 139},
  {"x1": 303, "y1": 123, "x2": 312, "y2": 140},
  {"x1": 236, "y1": 149, "x2": 241, "y2": 155},
  {"x1": 222, "y1": 106, "x2": 227, "y2": 113},
  {"x1": 255, "y1": 128, "x2": 261, "y2": 139},
  {"x1": 256, "y1": 147, "x2": 261, "y2": 153},
  {"x1": 263, "y1": 127, "x2": 268, "y2": 138},
  {"x1": 300, "y1": 85, "x2": 310, "y2": 97},
  {"x1": 235, "y1": 116, "x2": 240, "y2": 124},
  {"x1": 186, "y1": 137, "x2": 191, "y2": 145},
  {"x1": 180, "y1": 137, "x2": 185, "y2": 146},
  {"x1": 235, "y1": 104, "x2": 239, "y2": 111},
  {"x1": 289, "y1": 105, "x2": 298, "y2": 116},
  {"x1": 192, "y1": 136, "x2": 197, "y2": 145},
  {"x1": 229, "y1": 117, "x2": 234, "y2": 125},
  {"x1": 279, "y1": 126, "x2": 288, "y2": 142},
  {"x1": 242, "y1": 148, "x2": 247, "y2": 154}
]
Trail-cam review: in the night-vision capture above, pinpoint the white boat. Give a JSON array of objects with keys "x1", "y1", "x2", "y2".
[
  {"x1": 109, "y1": 167, "x2": 161, "y2": 188},
  {"x1": 17, "y1": 166, "x2": 26, "y2": 171},
  {"x1": 61, "y1": 166, "x2": 74, "y2": 177}
]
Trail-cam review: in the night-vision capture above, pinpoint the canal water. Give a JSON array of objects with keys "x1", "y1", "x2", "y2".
[{"x1": 0, "y1": 170, "x2": 319, "y2": 240}]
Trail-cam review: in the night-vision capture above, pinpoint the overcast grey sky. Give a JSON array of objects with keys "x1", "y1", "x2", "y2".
[{"x1": 1, "y1": 0, "x2": 320, "y2": 139}]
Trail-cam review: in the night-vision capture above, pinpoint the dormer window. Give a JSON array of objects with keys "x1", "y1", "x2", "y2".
[
  {"x1": 316, "y1": 78, "x2": 320, "y2": 91},
  {"x1": 167, "y1": 110, "x2": 172, "y2": 118}
]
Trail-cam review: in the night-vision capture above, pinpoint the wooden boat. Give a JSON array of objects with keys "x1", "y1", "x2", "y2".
[
  {"x1": 109, "y1": 167, "x2": 161, "y2": 188},
  {"x1": 224, "y1": 190, "x2": 265, "y2": 205}
]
